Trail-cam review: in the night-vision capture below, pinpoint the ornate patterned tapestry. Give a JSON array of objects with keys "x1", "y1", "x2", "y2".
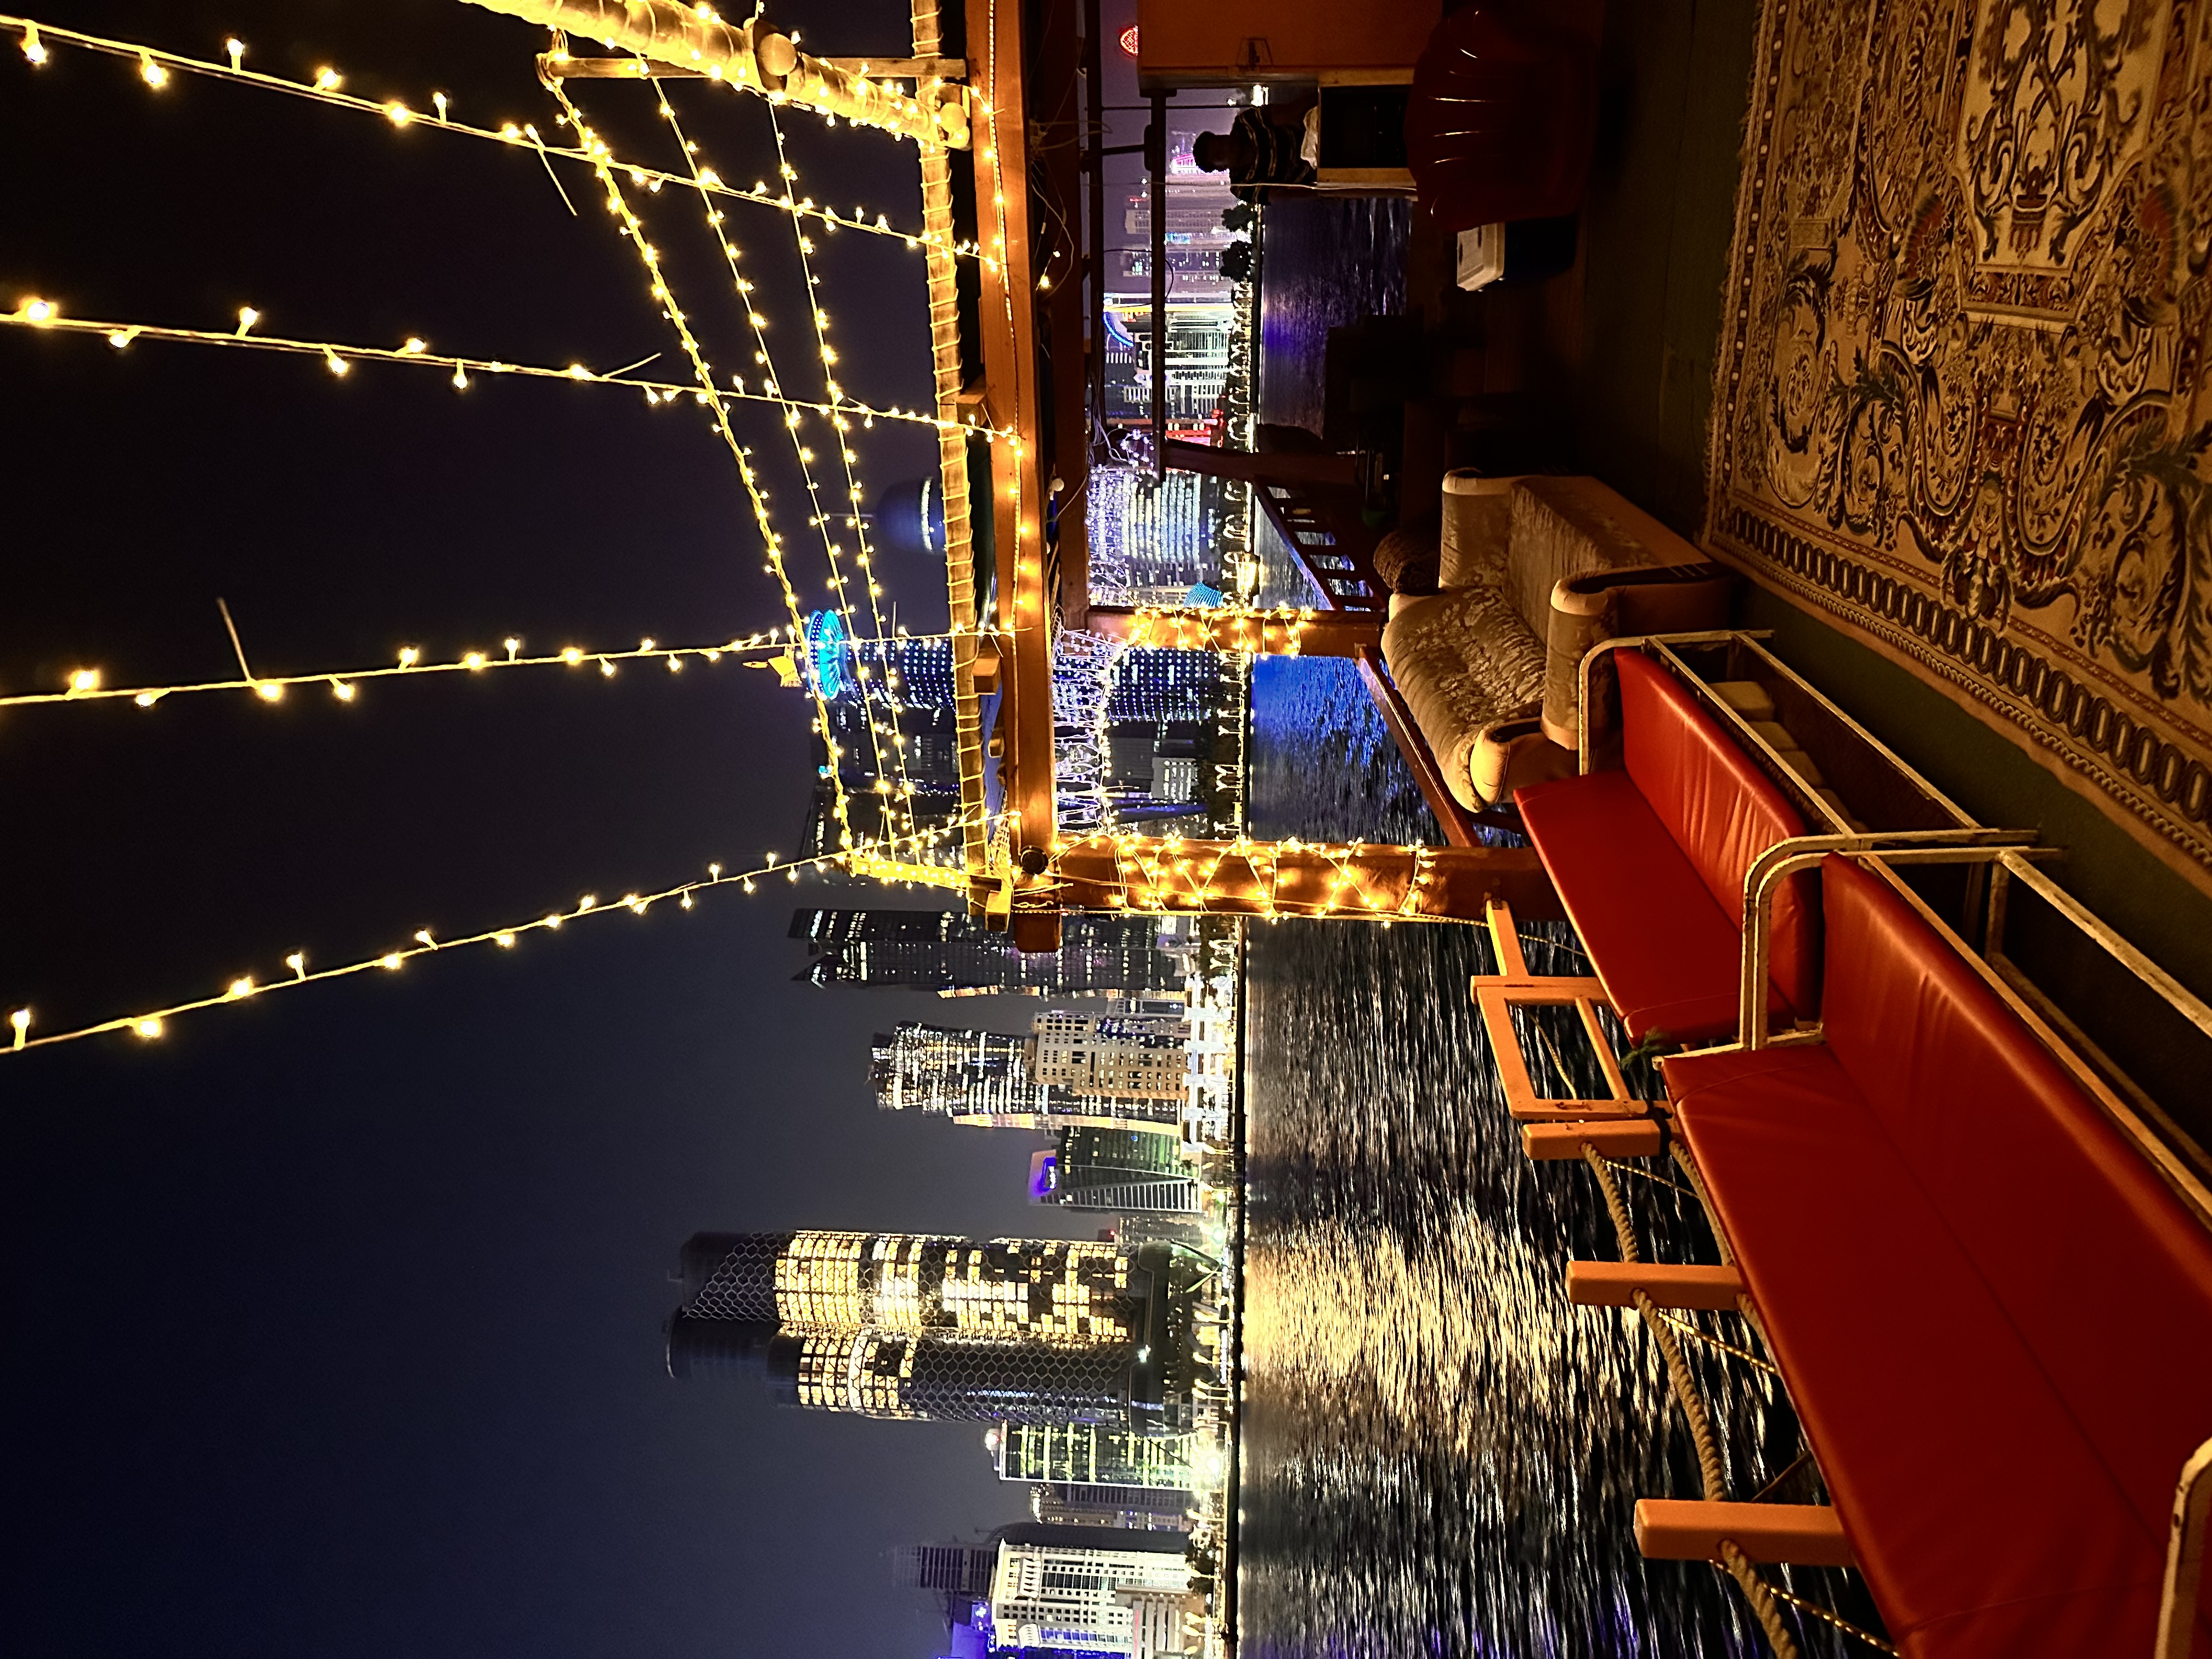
[{"x1": 1708, "y1": 0, "x2": 2212, "y2": 882}]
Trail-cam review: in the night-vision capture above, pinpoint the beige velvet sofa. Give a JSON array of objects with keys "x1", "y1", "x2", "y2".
[{"x1": 1380, "y1": 472, "x2": 1728, "y2": 808}]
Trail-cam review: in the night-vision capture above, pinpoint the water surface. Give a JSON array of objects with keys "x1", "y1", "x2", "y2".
[{"x1": 1238, "y1": 659, "x2": 1881, "y2": 1658}]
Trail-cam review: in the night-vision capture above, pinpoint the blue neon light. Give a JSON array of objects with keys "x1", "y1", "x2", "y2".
[{"x1": 804, "y1": 609, "x2": 848, "y2": 700}]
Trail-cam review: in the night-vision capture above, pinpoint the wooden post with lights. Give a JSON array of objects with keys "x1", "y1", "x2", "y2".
[
  {"x1": 459, "y1": 0, "x2": 970, "y2": 146},
  {"x1": 1035, "y1": 837, "x2": 1562, "y2": 924},
  {"x1": 1085, "y1": 605, "x2": 1383, "y2": 658},
  {"x1": 966, "y1": 0, "x2": 1060, "y2": 904}
]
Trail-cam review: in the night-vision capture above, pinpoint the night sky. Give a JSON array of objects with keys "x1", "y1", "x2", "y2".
[{"x1": 0, "y1": 3, "x2": 1091, "y2": 1653}]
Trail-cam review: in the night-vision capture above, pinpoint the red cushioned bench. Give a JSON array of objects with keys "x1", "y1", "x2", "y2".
[
  {"x1": 1662, "y1": 855, "x2": 2212, "y2": 1657},
  {"x1": 1514, "y1": 648, "x2": 1818, "y2": 1043}
]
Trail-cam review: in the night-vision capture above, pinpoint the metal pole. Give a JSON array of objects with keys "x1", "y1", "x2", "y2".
[
  {"x1": 1084, "y1": 0, "x2": 1106, "y2": 449},
  {"x1": 1149, "y1": 90, "x2": 1166, "y2": 481}
]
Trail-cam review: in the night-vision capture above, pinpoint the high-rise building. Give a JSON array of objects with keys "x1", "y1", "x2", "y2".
[
  {"x1": 1107, "y1": 650, "x2": 1221, "y2": 724},
  {"x1": 871, "y1": 1012, "x2": 1186, "y2": 1131},
  {"x1": 995, "y1": 1421, "x2": 1199, "y2": 1489},
  {"x1": 1030, "y1": 1482, "x2": 1195, "y2": 1533},
  {"x1": 665, "y1": 1230, "x2": 1200, "y2": 1429},
  {"x1": 893, "y1": 1542, "x2": 1001, "y2": 1595},
  {"x1": 791, "y1": 907, "x2": 1189, "y2": 995},
  {"x1": 1032, "y1": 1130, "x2": 1202, "y2": 1216},
  {"x1": 871, "y1": 1024, "x2": 1040, "y2": 1119},
  {"x1": 1031, "y1": 1009, "x2": 1189, "y2": 1102},
  {"x1": 985, "y1": 1529, "x2": 1193, "y2": 1658}
]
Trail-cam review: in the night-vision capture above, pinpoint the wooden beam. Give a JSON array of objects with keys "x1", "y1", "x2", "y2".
[
  {"x1": 464, "y1": 0, "x2": 969, "y2": 144},
  {"x1": 1162, "y1": 439, "x2": 1360, "y2": 488},
  {"x1": 1045, "y1": 836, "x2": 1561, "y2": 921},
  {"x1": 1085, "y1": 605, "x2": 1381, "y2": 657},
  {"x1": 1567, "y1": 1262, "x2": 1747, "y2": 1311},
  {"x1": 1634, "y1": 1500, "x2": 1854, "y2": 1568},
  {"x1": 1522, "y1": 1121, "x2": 1667, "y2": 1161},
  {"x1": 966, "y1": 0, "x2": 1058, "y2": 872},
  {"x1": 1037, "y1": 0, "x2": 1091, "y2": 627},
  {"x1": 1356, "y1": 647, "x2": 1481, "y2": 847}
]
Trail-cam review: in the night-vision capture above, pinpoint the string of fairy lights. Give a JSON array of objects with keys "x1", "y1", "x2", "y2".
[
  {"x1": 0, "y1": 14, "x2": 1009, "y2": 267},
  {"x1": 0, "y1": 628, "x2": 799, "y2": 710},
  {"x1": 1120, "y1": 604, "x2": 1325, "y2": 653},
  {"x1": 624, "y1": 70, "x2": 919, "y2": 833},
  {"x1": 537, "y1": 71, "x2": 860, "y2": 845},
  {"x1": 0, "y1": 626, "x2": 967, "y2": 714},
  {"x1": 0, "y1": 1, "x2": 1473, "y2": 1074},
  {"x1": 1, "y1": 815, "x2": 998, "y2": 1058},
  {"x1": 764, "y1": 100, "x2": 916, "y2": 830},
  {"x1": 0, "y1": 301, "x2": 999, "y2": 441},
  {"x1": 1052, "y1": 832, "x2": 1449, "y2": 925}
]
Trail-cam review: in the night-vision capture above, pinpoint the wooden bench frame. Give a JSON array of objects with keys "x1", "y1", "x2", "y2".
[{"x1": 1470, "y1": 899, "x2": 1640, "y2": 1122}]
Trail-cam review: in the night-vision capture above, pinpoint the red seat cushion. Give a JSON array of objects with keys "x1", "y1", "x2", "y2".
[
  {"x1": 1664, "y1": 1039, "x2": 2193, "y2": 1656},
  {"x1": 1816, "y1": 856, "x2": 2212, "y2": 1555},
  {"x1": 1661, "y1": 858, "x2": 2212, "y2": 1656},
  {"x1": 1615, "y1": 651, "x2": 1818, "y2": 1015},
  {"x1": 1516, "y1": 769, "x2": 1777, "y2": 1041}
]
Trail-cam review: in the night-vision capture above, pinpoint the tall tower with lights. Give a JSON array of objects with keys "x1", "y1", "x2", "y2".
[{"x1": 665, "y1": 1229, "x2": 1201, "y2": 1430}]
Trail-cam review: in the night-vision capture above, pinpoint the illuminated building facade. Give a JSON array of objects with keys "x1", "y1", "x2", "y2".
[
  {"x1": 791, "y1": 907, "x2": 1188, "y2": 995},
  {"x1": 987, "y1": 1536, "x2": 1192, "y2": 1658},
  {"x1": 1031, "y1": 1130, "x2": 1201, "y2": 1216},
  {"x1": 1107, "y1": 650, "x2": 1219, "y2": 724},
  {"x1": 995, "y1": 1421, "x2": 1198, "y2": 1489},
  {"x1": 1031, "y1": 1009, "x2": 1189, "y2": 1102},
  {"x1": 665, "y1": 1230, "x2": 1201, "y2": 1428},
  {"x1": 871, "y1": 1018, "x2": 1184, "y2": 1131},
  {"x1": 1030, "y1": 1482, "x2": 1194, "y2": 1533}
]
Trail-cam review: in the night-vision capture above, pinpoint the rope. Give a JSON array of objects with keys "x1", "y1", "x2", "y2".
[
  {"x1": 1598, "y1": 1153, "x2": 1699, "y2": 1201},
  {"x1": 1584, "y1": 1145, "x2": 1818, "y2": 1659},
  {"x1": 1719, "y1": 1544, "x2": 1804, "y2": 1659},
  {"x1": 1764, "y1": 1582, "x2": 1897, "y2": 1654},
  {"x1": 1582, "y1": 1149, "x2": 1725, "y2": 1496},
  {"x1": 1582, "y1": 1143, "x2": 1643, "y2": 1265},
  {"x1": 1654, "y1": 1310, "x2": 1784, "y2": 1379}
]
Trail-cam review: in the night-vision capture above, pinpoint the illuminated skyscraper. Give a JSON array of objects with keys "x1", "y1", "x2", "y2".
[
  {"x1": 1107, "y1": 648, "x2": 1220, "y2": 723},
  {"x1": 800, "y1": 609, "x2": 959, "y2": 709},
  {"x1": 985, "y1": 1531, "x2": 1194, "y2": 1658},
  {"x1": 871, "y1": 1014, "x2": 1186, "y2": 1131},
  {"x1": 1030, "y1": 1483, "x2": 1194, "y2": 1533},
  {"x1": 792, "y1": 907, "x2": 1189, "y2": 995},
  {"x1": 893, "y1": 1542, "x2": 1001, "y2": 1595},
  {"x1": 1031, "y1": 1009, "x2": 1189, "y2": 1102},
  {"x1": 871, "y1": 1024, "x2": 1041, "y2": 1119},
  {"x1": 1031, "y1": 1130, "x2": 1201, "y2": 1215},
  {"x1": 665, "y1": 1230, "x2": 1201, "y2": 1429},
  {"x1": 994, "y1": 1421, "x2": 1198, "y2": 1489}
]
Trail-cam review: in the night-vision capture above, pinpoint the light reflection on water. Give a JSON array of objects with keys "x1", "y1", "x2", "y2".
[{"x1": 1239, "y1": 659, "x2": 1874, "y2": 1657}]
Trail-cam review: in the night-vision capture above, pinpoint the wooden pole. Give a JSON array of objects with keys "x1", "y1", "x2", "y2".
[
  {"x1": 459, "y1": 0, "x2": 970, "y2": 146},
  {"x1": 1040, "y1": 835, "x2": 1562, "y2": 922},
  {"x1": 1084, "y1": 605, "x2": 1380, "y2": 657}
]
